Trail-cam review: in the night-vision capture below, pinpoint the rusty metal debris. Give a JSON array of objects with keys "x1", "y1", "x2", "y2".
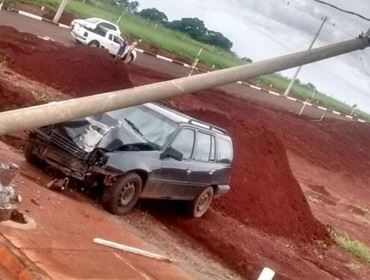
[{"x1": 46, "y1": 177, "x2": 69, "y2": 192}]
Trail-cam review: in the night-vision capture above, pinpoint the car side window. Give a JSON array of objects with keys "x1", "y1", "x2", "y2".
[
  {"x1": 171, "y1": 129, "x2": 195, "y2": 160},
  {"x1": 194, "y1": 132, "x2": 211, "y2": 162},
  {"x1": 216, "y1": 138, "x2": 233, "y2": 164},
  {"x1": 95, "y1": 26, "x2": 107, "y2": 37}
]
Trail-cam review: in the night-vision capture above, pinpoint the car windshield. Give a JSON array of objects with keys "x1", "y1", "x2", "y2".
[{"x1": 107, "y1": 106, "x2": 178, "y2": 148}]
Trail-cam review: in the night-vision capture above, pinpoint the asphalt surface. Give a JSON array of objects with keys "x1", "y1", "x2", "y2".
[{"x1": 0, "y1": 10, "x2": 348, "y2": 121}]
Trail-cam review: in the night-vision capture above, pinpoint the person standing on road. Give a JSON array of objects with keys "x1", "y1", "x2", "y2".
[{"x1": 116, "y1": 40, "x2": 127, "y2": 59}]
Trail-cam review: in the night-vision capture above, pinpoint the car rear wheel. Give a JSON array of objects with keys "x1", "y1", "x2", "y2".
[
  {"x1": 102, "y1": 173, "x2": 142, "y2": 215},
  {"x1": 88, "y1": 41, "x2": 100, "y2": 48},
  {"x1": 189, "y1": 186, "x2": 214, "y2": 218}
]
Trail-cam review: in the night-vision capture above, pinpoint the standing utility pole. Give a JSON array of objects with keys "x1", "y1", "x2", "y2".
[
  {"x1": 284, "y1": 16, "x2": 329, "y2": 96},
  {"x1": 53, "y1": 0, "x2": 69, "y2": 23}
]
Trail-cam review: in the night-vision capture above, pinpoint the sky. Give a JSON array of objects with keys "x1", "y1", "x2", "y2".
[{"x1": 135, "y1": 0, "x2": 370, "y2": 112}]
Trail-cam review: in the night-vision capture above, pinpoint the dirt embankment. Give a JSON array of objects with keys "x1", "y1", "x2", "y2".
[{"x1": 0, "y1": 26, "x2": 132, "y2": 97}]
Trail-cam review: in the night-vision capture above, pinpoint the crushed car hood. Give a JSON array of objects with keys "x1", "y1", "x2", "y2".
[{"x1": 54, "y1": 113, "x2": 147, "y2": 152}]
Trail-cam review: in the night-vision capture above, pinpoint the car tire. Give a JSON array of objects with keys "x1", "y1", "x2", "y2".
[
  {"x1": 24, "y1": 141, "x2": 37, "y2": 164},
  {"x1": 122, "y1": 53, "x2": 134, "y2": 63},
  {"x1": 102, "y1": 173, "x2": 142, "y2": 215},
  {"x1": 88, "y1": 41, "x2": 100, "y2": 48},
  {"x1": 189, "y1": 186, "x2": 214, "y2": 218}
]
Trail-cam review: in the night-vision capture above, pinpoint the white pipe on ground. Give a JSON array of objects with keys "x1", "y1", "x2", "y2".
[
  {"x1": 257, "y1": 267, "x2": 275, "y2": 280},
  {"x1": 93, "y1": 237, "x2": 171, "y2": 262}
]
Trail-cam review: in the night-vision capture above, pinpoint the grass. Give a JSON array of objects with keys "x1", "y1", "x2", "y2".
[
  {"x1": 15, "y1": 0, "x2": 370, "y2": 119},
  {"x1": 332, "y1": 232, "x2": 370, "y2": 264},
  {"x1": 259, "y1": 74, "x2": 370, "y2": 120}
]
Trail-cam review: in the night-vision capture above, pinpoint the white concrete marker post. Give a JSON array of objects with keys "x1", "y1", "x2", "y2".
[
  {"x1": 257, "y1": 267, "x2": 275, "y2": 280},
  {"x1": 0, "y1": 1, "x2": 3, "y2": 10},
  {"x1": 188, "y1": 47, "x2": 203, "y2": 76},
  {"x1": 93, "y1": 238, "x2": 171, "y2": 263}
]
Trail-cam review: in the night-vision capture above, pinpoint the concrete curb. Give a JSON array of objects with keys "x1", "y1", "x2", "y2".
[
  {"x1": 4, "y1": 8, "x2": 368, "y2": 123},
  {"x1": 0, "y1": 235, "x2": 50, "y2": 280},
  {"x1": 8, "y1": 8, "x2": 71, "y2": 29}
]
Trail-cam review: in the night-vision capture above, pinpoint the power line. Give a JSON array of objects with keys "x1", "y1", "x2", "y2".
[
  {"x1": 278, "y1": 0, "x2": 353, "y2": 37},
  {"x1": 312, "y1": 0, "x2": 370, "y2": 22}
]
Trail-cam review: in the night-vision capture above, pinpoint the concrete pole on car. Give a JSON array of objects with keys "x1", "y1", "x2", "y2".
[
  {"x1": 53, "y1": 0, "x2": 69, "y2": 23},
  {"x1": 0, "y1": 35, "x2": 369, "y2": 135}
]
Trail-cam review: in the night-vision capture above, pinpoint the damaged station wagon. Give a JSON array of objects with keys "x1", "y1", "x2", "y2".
[{"x1": 25, "y1": 103, "x2": 233, "y2": 218}]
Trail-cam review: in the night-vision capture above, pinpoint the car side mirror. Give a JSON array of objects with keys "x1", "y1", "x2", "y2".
[{"x1": 160, "y1": 147, "x2": 183, "y2": 161}]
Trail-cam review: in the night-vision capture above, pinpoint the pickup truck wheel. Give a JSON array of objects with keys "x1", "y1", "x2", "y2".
[
  {"x1": 122, "y1": 53, "x2": 134, "y2": 63},
  {"x1": 88, "y1": 41, "x2": 100, "y2": 48},
  {"x1": 102, "y1": 173, "x2": 142, "y2": 215},
  {"x1": 189, "y1": 186, "x2": 214, "y2": 218}
]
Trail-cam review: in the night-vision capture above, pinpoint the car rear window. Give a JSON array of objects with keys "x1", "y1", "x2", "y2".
[
  {"x1": 99, "y1": 22, "x2": 117, "y2": 31},
  {"x1": 216, "y1": 138, "x2": 233, "y2": 164},
  {"x1": 194, "y1": 132, "x2": 211, "y2": 161},
  {"x1": 171, "y1": 129, "x2": 195, "y2": 160}
]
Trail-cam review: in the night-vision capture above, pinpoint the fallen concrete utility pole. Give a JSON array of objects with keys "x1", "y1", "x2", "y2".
[
  {"x1": 0, "y1": 35, "x2": 369, "y2": 135},
  {"x1": 93, "y1": 238, "x2": 171, "y2": 262}
]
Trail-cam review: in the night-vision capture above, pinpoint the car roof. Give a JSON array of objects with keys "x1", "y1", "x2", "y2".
[{"x1": 143, "y1": 103, "x2": 229, "y2": 136}]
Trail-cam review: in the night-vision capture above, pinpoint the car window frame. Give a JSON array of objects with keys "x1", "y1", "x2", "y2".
[
  {"x1": 169, "y1": 127, "x2": 196, "y2": 161},
  {"x1": 192, "y1": 130, "x2": 214, "y2": 163},
  {"x1": 215, "y1": 136, "x2": 233, "y2": 164},
  {"x1": 113, "y1": 35, "x2": 123, "y2": 44}
]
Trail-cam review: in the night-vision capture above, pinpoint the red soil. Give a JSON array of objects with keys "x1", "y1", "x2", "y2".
[
  {"x1": 3, "y1": 27, "x2": 370, "y2": 279},
  {"x1": 187, "y1": 109, "x2": 328, "y2": 242},
  {"x1": 0, "y1": 26, "x2": 132, "y2": 97}
]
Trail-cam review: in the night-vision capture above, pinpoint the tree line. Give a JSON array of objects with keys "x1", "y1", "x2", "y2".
[{"x1": 112, "y1": 0, "x2": 233, "y2": 51}]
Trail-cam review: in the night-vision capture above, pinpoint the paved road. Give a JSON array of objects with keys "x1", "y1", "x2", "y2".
[{"x1": 0, "y1": 10, "x2": 348, "y2": 121}]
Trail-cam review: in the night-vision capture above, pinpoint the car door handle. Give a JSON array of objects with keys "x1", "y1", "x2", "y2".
[
  {"x1": 186, "y1": 168, "x2": 192, "y2": 175},
  {"x1": 209, "y1": 169, "x2": 216, "y2": 175}
]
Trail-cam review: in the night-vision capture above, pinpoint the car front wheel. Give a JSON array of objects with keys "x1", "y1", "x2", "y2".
[
  {"x1": 102, "y1": 173, "x2": 142, "y2": 215},
  {"x1": 24, "y1": 141, "x2": 37, "y2": 164},
  {"x1": 190, "y1": 186, "x2": 214, "y2": 218}
]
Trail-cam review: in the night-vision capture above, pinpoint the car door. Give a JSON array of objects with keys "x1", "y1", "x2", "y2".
[
  {"x1": 189, "y1": 131, "x2": 217, "y2": 188},
  {"x1": 110, "y1": 35, "x2": 122, "y2": 56},
  {"x1": 155, "y1": 128, "x2": 196, "y2": 200},
  {"x1": 100, "y1": 33, "x2": 113, "y2": 49}
]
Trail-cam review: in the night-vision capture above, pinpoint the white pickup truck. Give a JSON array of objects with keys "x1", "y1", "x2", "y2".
[{"x1": 71, "y1": 18, "x2": 137, "y2": 63}]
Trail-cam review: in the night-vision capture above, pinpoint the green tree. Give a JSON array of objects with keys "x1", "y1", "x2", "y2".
[
  {"x1": 138, "y1": 8, "x2": 168, "y2": 22},
  {"x1": 168, "y1": 18, "x2": 233, "y2": 50},
  {"x1": 114, "y1": 0, "x2": 139, "y2": 13},
  {"x1": 306, "y1": 82, "x2": 317, "y2": 91}
]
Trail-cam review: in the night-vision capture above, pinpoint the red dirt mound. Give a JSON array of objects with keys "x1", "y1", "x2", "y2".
[
  {"x1": 0, "y1": 83, "x2": 39, "y2": 111},
  {"x1": 0, "y1": 26, "x2": 132, "y2": 96},
  {"x1": 182, "y1": 108, "x2": 329, "y2": 243}
]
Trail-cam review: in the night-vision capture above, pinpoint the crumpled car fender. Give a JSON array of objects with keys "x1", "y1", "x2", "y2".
[{"x1": 103, "y1": 150, "x2": 161, "y2": 175}]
